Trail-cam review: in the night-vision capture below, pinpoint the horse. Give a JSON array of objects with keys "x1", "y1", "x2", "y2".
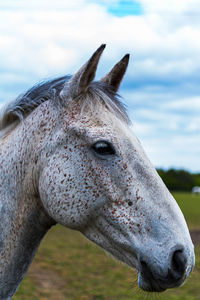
[{"x1": 0, "y1": 44, "x2": 195, "y2": 299}]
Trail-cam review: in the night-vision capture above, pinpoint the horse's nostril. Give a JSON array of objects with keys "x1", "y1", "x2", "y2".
[
  {"x1": 140, "y1": 260, "x2": 147, "y2": 267},
  {"x1": 139, "y1": 259, "x2": 152, "y2": 278},
  {"x1": 171, "y1": 249, "x2": 187, "y2": 280}
]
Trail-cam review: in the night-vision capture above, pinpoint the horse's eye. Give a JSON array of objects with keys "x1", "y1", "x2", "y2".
[{"x1": 92, "y1": 141, "x2": 116, "y2": 156}]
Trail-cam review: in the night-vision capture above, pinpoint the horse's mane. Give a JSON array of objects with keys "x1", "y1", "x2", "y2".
[{"x1": 0, "y1": 76, "x2": 129, "y2": 138}]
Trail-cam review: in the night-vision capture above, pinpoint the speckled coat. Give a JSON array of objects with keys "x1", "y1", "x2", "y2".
[{"x1": 0, "y1": 45, "x2": 195, "y2": 299}]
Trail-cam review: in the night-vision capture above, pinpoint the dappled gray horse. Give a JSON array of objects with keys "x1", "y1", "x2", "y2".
[{"x1": 0, "y1": 45, "x2": 195, "y2": 299}]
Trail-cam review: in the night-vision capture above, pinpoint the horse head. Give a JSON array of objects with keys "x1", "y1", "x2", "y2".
[{"x1": 36, "y1": 45, "x2": 195, "y2": 292}]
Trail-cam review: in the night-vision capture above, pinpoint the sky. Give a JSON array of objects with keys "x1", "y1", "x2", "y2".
[{"x1": 0, "y1": 0, "x2": 199, "y2": 172}]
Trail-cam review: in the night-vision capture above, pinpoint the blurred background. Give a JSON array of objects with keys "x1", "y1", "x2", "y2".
[{"x1": 0, "y1": 0, "x2": 199, "y2": 299}]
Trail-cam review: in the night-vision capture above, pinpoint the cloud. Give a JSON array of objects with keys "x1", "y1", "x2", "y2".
[
  {"x1": 0, "y1": 0, "x2": 199, "y2": 171},
  {"x1": 138, "y1": 134, "x2": 200, "y2": 172},
  {"x1": 139, "y1": 0, "x2": 200, "y2": 15}
]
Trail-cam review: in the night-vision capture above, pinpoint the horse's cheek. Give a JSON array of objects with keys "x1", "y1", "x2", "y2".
[
  {"x1": 38, "y1": 164, "x2": 89, "y2": 228},
  {"x1": 38, "y1": 167, "x2": 68, "y2": 223}
]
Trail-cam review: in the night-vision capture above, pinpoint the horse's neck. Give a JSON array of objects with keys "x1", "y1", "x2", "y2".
[{"x1": 0, "y1": 119, "x2": 54, "y2": 299}]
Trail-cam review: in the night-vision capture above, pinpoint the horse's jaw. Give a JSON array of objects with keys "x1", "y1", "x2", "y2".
[{"x1": 81, "y1": 192, "x2": 195, "y2": 293}]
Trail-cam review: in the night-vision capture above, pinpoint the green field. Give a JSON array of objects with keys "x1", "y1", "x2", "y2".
[
  {"x1": 173, "y1": 193, "x2": 200, "y2": 229},
  {"x1": 14, "y1": 193, "x2": 200, "y2": 300}
]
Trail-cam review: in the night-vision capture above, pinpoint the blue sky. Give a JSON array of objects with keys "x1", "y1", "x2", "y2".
[
  {"x1": 0, "y1": 0, "x2": 199, "y2": 172},
  {"x1": 105, "y1": 0, "x2": 143, "y2": 16}
]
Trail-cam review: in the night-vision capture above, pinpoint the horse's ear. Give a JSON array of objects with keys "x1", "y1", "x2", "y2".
[
  {"x1": 100, "y1": 54, "x2": 130, "y2": 92},
  {"x1": 60, "y1": 44, "x2": 106, "y2": 100}
]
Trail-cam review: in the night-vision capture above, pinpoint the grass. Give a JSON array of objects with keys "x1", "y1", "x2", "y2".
[
  {"x1": 14, "y1": 192, "x2": 200, "y2": 300},
  {"x1": 172, "y1": 192, "x2": 200, "y2": 229}
]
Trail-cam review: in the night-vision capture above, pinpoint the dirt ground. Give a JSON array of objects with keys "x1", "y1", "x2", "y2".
[{"x1": 190, "y1": 230, "x2": 200, "y2": 246}]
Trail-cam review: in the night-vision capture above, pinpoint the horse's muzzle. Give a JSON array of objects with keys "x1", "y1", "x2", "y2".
[{"x1": 138, "y1": 246, "x2": 194, "y2": 292}]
